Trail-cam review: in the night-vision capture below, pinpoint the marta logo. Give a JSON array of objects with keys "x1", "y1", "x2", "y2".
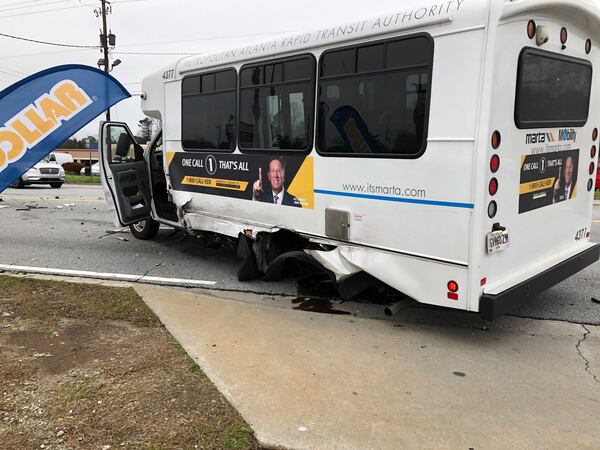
[
  {"x1": 525, "y1": 132, "x2": 555, "y2": 144},
  {"x1": 0, "y1": 80, "x2": 92, "y2": 171}
]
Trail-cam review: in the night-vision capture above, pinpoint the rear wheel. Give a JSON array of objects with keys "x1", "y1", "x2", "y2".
[
  {"x1": 129, "y1": 218, "x2": 160, "y2": 240},
  {"x1": 50, "y1": 182, "x2": 63, "y2": 188}
]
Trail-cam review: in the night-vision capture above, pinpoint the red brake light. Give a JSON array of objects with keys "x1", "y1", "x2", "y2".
[
  {"x1": 447, "y1": 280, "x2": 459, "y2": 292},
  {"x1": 489, "y1": 178, "x2": 499, "y2": 196},
  {"x1": 490, "y1": 154, "x2": 500, "y2": 173},
  {"x1": 592, "y1": 146, "x2": 597, "y2": 159},
  {"x1": 590, "y1": 162, "x2": 596, "y2": 176}
]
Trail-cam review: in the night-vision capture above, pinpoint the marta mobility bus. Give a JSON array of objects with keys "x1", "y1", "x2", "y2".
[{"x1": 99, "y1": 0, "x2": 600, "y2": 319}]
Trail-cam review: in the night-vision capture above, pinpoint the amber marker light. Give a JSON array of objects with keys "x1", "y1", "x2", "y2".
[
  {"x1": 491, "y1": 131, "x2": 501, "y2": 149},
  {"x1": 527, "y1": 20, "x2": 536, "y2": 39},
  {"x1": 560, "y1": 27, "x2": 568, "y2": 45}
]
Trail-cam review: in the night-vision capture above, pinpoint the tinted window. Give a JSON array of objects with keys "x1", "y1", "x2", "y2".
[
  {"x1": 357, "y1": 44, "x2": 384, "y2": 73},
  {"x1": 239, "y1": 56, "x2": 315, "y2": 151},
  {"x1": 182, "y1": 69, "x2": 237, "y2": 151},
  {"x1": 515, "y1": 48, "x2": 592, "y2": 129},
  {"x1": 318, "y1": 35, "x2": 433, "y2": 156},
  {"x1": 182, "y1": 76, "x2": 200, "y2": 95},
  {"x1": 321, "y1": 49, "x2": 355, "y2": 77}
]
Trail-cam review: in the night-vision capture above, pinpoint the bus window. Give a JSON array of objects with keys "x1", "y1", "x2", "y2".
[
  {"x1": 182, "y1": 68, "x2": 237, "y2": 151},
  {"x1": 317, "y1": 35, "x2": 433, "y2": 157},
  {"x1": 515, "y1": 48, "x2": 592, "y2": 129},
  {"x1": 239, "y1": 55, "x2": 315, "y2": 151}
]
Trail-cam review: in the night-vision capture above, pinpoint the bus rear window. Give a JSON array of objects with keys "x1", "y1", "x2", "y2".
[{"x1": 515, "y1": 48, "x2": 592, "y2": 129}]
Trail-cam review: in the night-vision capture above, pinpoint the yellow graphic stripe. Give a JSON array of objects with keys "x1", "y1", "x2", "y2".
[
  {"x1": 166, "y1": 151, "x2": 176, "y2": 169},
  {"x1": 519, "y1": 177, "x2": 555, "y2": 194},
  {"x1": 182, "y1": 176, "x2": 248, "y2": 192},
  {"x1": 287, "y1": 156, "x2": 314, "y2": 209}
]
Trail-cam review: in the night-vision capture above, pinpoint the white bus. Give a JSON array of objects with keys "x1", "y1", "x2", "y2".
[{"x1": 100, "y1": 0, "x2": 600, "y2": 319}]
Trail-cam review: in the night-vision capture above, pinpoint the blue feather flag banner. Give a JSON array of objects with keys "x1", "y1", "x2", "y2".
[{"x1": 0, "y1": 64, "x2": 130, "y2": 192}]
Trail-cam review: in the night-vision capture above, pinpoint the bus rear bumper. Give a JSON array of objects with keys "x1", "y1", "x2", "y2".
[{"x1": 479, "y1": 243, "x2": 600, "y2": 321}]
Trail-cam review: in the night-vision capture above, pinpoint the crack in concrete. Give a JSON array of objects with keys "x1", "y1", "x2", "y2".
[{"x1": 575, "y1": 324, "x2": 599, "y2": 385}]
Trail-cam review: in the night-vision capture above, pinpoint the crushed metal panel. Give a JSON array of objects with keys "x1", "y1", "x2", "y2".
[{"x1": 325, "y1": 209, "x2": 350, "y2": 241}]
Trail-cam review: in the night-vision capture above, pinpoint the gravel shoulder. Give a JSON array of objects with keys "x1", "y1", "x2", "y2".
[{"x1": 0, "y1": 276, "x2": 260, "y2": 449}]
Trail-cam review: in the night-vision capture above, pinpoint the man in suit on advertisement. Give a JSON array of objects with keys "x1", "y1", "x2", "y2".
[
  {"x1": 252, "y1": 157, "x2": 301, "y2": 207},
  {"x1": 553, "y1": 155, "x2": 576, "y2": 203}
]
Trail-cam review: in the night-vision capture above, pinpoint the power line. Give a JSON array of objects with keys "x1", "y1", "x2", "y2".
[
  {"x1": 0, "y1": 0, "x2": 73, "y2": 13},
  {"x1": 0, "y1": 31, "x2": 99, "y2": 48},
  {"x1": 0, "y1": 48, "x2": 96, "y2": 60},
  {"x1": 117, "y1": 30, "x2": 297, "y2": 48},
  {"x1": 0, "y1": 2, "x2": 92, "y2": 19}
]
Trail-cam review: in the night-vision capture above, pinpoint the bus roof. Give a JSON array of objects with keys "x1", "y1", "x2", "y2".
[{"x1": 176, "y1": 0, "x2": 485, "y2": 75}]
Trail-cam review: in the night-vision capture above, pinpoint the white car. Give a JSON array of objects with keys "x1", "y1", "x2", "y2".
[
  {"x1": 80, "y1": 162, "x2": 100, "y2": 176},
  {"x1": 11, "y1": 156, "x2": 65, "y2": 188}
]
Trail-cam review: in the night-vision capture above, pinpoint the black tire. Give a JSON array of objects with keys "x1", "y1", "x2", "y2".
[
  {"x1": 50, "y1": 182, "x2": 63, "y2": 188},
  {"x1": 129, "y1": 218, "x2": 160, "y2": 240},
  {"x1": 11, "y1": 177, "x2": 25, "y2": 188}
]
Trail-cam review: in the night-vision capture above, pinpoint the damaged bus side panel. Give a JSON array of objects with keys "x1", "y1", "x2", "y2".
[{"x1": 100, "y1": 0, "x2": 600, "y2": 318}]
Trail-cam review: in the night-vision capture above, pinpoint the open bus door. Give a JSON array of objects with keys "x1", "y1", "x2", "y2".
[{"x1": 99, "y1": 121, "x2": 152, "y2": 226}]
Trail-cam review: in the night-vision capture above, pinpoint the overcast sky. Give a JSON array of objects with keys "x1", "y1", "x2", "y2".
[{"x1": 0, "y1": 0, "x2": 410, "y2": 140}]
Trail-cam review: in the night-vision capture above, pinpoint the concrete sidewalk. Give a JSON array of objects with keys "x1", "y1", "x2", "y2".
[{"x1": 136, "y1": 285, "x2": 600, "y2": 450}]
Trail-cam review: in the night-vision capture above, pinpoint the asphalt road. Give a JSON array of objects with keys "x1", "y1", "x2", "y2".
[{"x1": 1, "y1": 184, "x2": 599, "y2": 324}]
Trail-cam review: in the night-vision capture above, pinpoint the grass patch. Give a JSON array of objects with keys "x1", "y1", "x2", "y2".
[
  {"x1": 57, "y1": 378, "x2": 102, "y2": 407},
  {"x1": 595, "y1": 190, "x2": 600, "y2": 200},
  {"x1": 0, "y1": 275, "x2": 260, "y2": 449},
  {"x1": 170, "y1": 340, "x2": 209, "y2": 380},
  {"x1": 0, "y1": 275, "x2": 159, "y2": 327},
  {"x1": 65, "y1": 174, "x2": 101, "y2": 184}
]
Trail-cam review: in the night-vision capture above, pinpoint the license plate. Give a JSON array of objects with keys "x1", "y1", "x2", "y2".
[{"x1": 487, "y1": 229, "x2": 510, "y2": 254}]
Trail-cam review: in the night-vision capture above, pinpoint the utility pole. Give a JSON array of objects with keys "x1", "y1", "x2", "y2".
[{"x1": 100, "y1": 0, "x2": 110, "y2": 120}]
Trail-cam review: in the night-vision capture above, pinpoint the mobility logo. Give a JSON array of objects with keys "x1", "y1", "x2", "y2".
[
  {"x1": 525, "y1": 129, "x2": 577, "y2": 145},
  {"x1": 0, "y1": 81, "x2": 92, "y2": 171}
]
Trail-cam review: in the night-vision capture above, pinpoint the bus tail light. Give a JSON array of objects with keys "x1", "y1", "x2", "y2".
[
  {"x1": 589, "y1": 162, "x2": 595, "y2": 176},
  {"x1": 447, "y1": 280, "x2": 459, "y2": 292},
  {"x1": 447, "y1": 293, "x2": 458, "y2": 301},
  {"x1": 593, "y1": 128, "x2": 598, "y2": 142},
  {"x1": 488, "y1": 201, "x2": 497, "y2": 218},
  {"x1": 586, "y1": 39, "x2": 592, "y2": 54},
  {"x1": 489, "y1": 178, "x2": 499, "y2": 196},
  {"x1": 592, "y1": 146, "x2": 597, "y2": 159},
  {"x1": 588, "y1": 179, "x2": 594, "y2": 192},
  {"x1": 490, "y1": 154, "x2": 500, "y2": 173}
]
